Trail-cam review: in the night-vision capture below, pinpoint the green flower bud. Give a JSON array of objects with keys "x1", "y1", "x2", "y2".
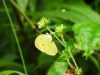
[
  {"x1": 75, "y1": 68, "x2": 83, "y2": 75},
  {"x1": 37, "y1": 17, "x2": 50, "y2": 29},
  {"x1": 55, "y1": 24, "x2": 65, "y2": 36}
]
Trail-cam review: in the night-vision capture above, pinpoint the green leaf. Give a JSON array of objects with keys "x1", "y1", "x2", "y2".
[
  {"x1": 0, "y1": 70, "x2": 25, "y2": 75},
  {"x1": 0, "y1": 59, "x2": 23, "y2": 71},
  {"x1": 47, "y1": 61, "x2": 68, "y2": 75},
  {"x1": 38, "y1": 53, "x2": 57, "y2": 69},
  {"x1": 42, "y1": 10, "x2": 89, "y2": 23},
  {"x1": 66, "y1": 39, "x2": 74, "y2": 50},
  {"x1": 59, "y1": 49, "x2": 70, "y2": 62},
  {"x1": 16, "y1": 0, "x2": 28, "y2": 11},
  {"x1": 0, "y1": 54, "x2": 23, "y2": 71},
  {"x1": 0, "y1": 23, "x2": 16, "y2": 52},
  {"x1": 72, "y1": 22, "x2": 100, "y2": 57},
  {"x1": 59, "y1": 40, "x2": 74, "y2": 61},
  {"x1": 42, "y1": 1, "x2": 100, "y2": 24},
  {"x1": 89, "y1": 56, "x2": 100, "y2": 70},
  {"x1": 29, "y1": 0, "x2": 37, "y2": 11},
  {"x1": 64, "y1": 3, "x2": 100, "y2": 24},
  {"x1": 1, "y1": 53, "x2": 18, "y2": 61}
]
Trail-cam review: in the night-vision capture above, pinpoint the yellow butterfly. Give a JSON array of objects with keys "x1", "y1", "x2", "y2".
[{"x1": 35, "y1": 33, "x2": 58, "y2": 56}]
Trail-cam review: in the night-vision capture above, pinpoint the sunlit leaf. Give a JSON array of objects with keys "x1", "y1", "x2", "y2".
[
  {"x1": 72, "y1": 22, "x2": 100, "y2": 57},
  {"x1": 47, "y1": 61, "x2": 68, "y2": 75}
]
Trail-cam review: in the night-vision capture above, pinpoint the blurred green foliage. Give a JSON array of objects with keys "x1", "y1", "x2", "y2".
[{"x1": 0, "y1": 0, "x2": 100, "y2": 75}]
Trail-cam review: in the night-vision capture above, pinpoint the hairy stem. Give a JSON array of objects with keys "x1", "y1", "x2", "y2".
[
  {"x1": 46, "y1": 26, "x2": 65, "y2": 47},
  {"x1": 68, "y1": 50, "x2": 78, "y2": 68}
]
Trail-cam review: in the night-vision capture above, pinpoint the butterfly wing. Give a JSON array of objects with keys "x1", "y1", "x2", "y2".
[
  {"x1": 35, "y1": 34, "x2": 45, "y2": 52},
  {"x1": 45, "y1": 40, "x2": 58, "y2": 56},
  {"x1": 35, "y1": 34, "x2": 58, "y2": 56},
  {"x1": 42, "y1": 34, "x2": 58, "y2": 56}
]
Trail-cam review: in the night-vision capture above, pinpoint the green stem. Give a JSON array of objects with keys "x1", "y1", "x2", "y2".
[
  {"x1": 68, "y1": 50, "x2": 78, "y2": 68},
  {"x1": 61, "y1": 34, "x2": 66, "y2": 46},
  {"x1": 2, "y1": 0, "x2": 28, "y2": 75},
  {"x1": 46, "y1": 26, "x2": 65, "y2": 47},
  {"x1": 10, "y1": 0, "x2": 36, "y2": 29},
  {"x1": 46, "y1": 26, "x2": 78, "y2": 68},
  {"x1": 61, "y1": 34, "x2": 78, "y2": 68},
  {"x1": 67, "y1": 59, "x2": 75, "y2": 69}
]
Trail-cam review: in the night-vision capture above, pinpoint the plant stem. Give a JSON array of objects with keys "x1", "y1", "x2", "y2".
[
  {"x1": 10, "y1": 0, "x2": 36, "y2": 29},
  {"x1": 68, "y1": 50, "x2": 78, "y2": 68},
  {"x1": 46, "y1": 26, "x2": 78, "y2": 69},
  {"x1": 46, "y1": 26, "x2": 65, "y2": 47},
  {"x1": 67, "y1": 59, "x2": 75, "y2": 69},
  {"x1": 60, "y1": 34, "x2": 78, "y2": 68},
  {"x1": 61, "y1": 34, "x2": 66, "y2": 46},
  {"x1": 2, "y1": 0, "x2": 28, "y2": 75}
]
